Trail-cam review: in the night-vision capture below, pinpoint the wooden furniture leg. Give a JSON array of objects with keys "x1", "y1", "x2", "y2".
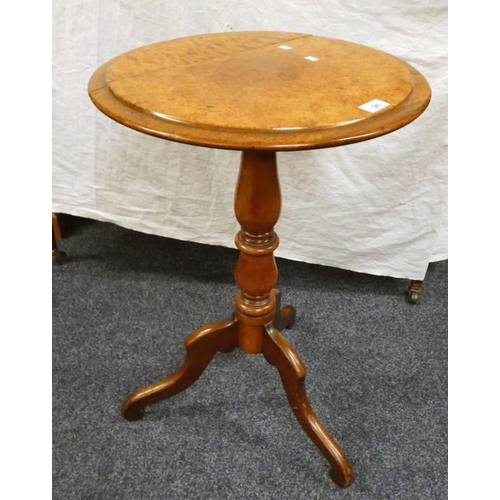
[
  {"x1": 122, "y1": 150, "x2": 353, "y2": 487},
  {"x1": 52, "y1": 213, "x2": 62, "y2": 240},
  {"x1": 234, "y1": 151, "x2": 352, "y2": 486},
  {"x1": 122, "y1": 315, "x2": 238, "y2": 420},
  {"x1": 263, "y1": 322, "x2": 353, "y2": 487},
  {"x1": 273, "y1": 290, "x2": 296, "y2": 331},
  {"x1": 52, "y1": 215, "x2": 68, "y2": 263}
]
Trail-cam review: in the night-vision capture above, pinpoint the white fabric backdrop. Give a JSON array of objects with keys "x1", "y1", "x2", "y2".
[{"x1": 52, "y1": 0, "x2": 447, "y2": 280}]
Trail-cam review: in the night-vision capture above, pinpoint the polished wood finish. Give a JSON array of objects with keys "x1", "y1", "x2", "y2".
[
  {"x1": 52, "y1": 214, "x2": 68, "y2": 263},
  {"x1": 52, "y1": 213, "x2": 62, "y2": 240},
  {"x1": 273, "y1": 290, "x2": 296, "y2": 331},
  {"x1": 122, "y1": 315, "x2": 238, "y2": 421},
  {"x1": 89, "y1": 32, "x2": 431, "y2": 151},
  {"x1": 122, "y1": 295, "x2": 353, "y2": 487},
  {"x1": 263, "y1": 323, "x2": 353, "y2": 487},
  {"x1": 120, "y1": 151, "x2": 353, "y2": 486},
  {"x1": 88, "y1": 31, "x2": 431, "y2": 489},
  {"x1": 234, "y1": 150, "x2": 280, "y2": 353}
]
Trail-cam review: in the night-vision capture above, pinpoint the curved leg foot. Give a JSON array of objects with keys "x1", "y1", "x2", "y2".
[
  {"x1": 273, "y1": 289, "x2": 296, "y2": 331},
  {"x1": 262, "y1": 324, "x2": 354, "y2": 488},
  {"x1": 122, "y1": 315, "x2": 238, "y2": 421}
]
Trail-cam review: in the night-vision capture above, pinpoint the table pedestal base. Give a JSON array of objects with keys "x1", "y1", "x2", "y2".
[
  {"x1": 122, "y1": 291, "x2": 353, "y2": 488},
  {"x1": 122, "y1": 150, "x2": 353, "y2": 488}
]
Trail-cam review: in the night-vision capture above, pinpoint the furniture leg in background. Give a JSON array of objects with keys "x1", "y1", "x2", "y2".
[
  {"x1": 407, "y1": 279, "x2": 424, "y2": 304},
  {"x1": 52, "y1": 213, "x2": 68, "y2": 263}
]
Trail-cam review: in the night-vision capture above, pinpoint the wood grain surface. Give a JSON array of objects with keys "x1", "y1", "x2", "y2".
[{"x1": 88, "y1": 31, "x2": 431, "y2": 151}]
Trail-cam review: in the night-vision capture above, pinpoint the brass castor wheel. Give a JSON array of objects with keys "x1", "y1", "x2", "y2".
[{"x1": 407, "y1": 280, "x2": 423, "y2": 304}]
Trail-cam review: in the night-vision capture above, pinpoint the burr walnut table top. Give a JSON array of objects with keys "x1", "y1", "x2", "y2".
[{"x1": 88, "y1": 31, "x2": 431, "y2": 151}]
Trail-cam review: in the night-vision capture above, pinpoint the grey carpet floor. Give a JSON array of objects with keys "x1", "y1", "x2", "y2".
[{"x1": 53, "y1": 217, "x2": 447, "y2": 500}]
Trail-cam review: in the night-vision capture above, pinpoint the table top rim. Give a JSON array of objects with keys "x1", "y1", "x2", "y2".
[{"x1": 88, "y1": 31, "x2": 431, "y2": 151}]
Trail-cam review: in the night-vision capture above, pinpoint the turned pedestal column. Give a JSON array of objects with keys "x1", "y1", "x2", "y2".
[
  {"x1": 121, "y1": 150, "x2": 353, "y2": 487},
  {"x1": 234, "y1": 150, "x2": 280, "y2": 353}
]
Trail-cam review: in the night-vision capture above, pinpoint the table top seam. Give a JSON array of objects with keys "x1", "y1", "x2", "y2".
[{"x1": 89, "y1": 33, "x2": 312, "y2": 94}]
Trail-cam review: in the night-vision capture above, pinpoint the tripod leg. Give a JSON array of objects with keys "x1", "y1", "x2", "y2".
[
  {"x1": 122, "y1": 315, "x2": 238, "y2": 421},
  {"x1": 262, "y1": 324, "x2": 354, "y2": 488},
  {"x1": 272, "y1": 290, "x2": 296, "y2": 331}
]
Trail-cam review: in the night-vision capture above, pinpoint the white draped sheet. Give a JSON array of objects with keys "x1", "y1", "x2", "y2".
[{"x1": 53, "y1": 0, "x2": 447, "y2": 280}]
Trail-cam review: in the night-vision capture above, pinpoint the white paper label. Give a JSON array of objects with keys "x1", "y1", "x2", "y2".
[
  {"x1": 304, "y1": 56, "x2": 319, "y2": 61},
  {"x1": 278, "y1": 45, "x2": 292, "y2": 50},
  {"x1": 358, "y1": 99, "x2": 390, "y2": 113}
]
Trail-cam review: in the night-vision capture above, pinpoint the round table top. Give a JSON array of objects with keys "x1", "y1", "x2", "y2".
[{"x1": 88, "y1": 31, "x2": 431, "y2": 151}]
